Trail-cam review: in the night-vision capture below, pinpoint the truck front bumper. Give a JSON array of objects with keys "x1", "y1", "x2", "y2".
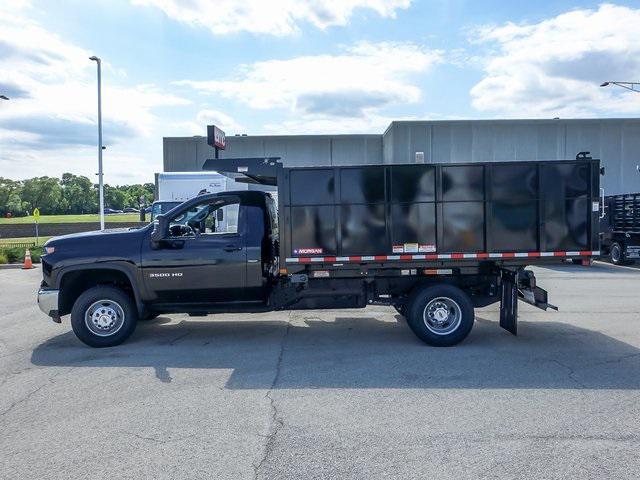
[{"x1": 37, "y1": 288, "x2": 61, "y2": 323}]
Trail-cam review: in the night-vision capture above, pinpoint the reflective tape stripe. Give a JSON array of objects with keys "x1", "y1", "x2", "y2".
[{"x1": 285, "y1": 251, "x2": 600, "y2": 263}]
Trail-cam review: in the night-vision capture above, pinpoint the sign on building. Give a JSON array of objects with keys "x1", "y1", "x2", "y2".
[{"x1": 207, "y1": 125, "x2": 226, "y2": 149}]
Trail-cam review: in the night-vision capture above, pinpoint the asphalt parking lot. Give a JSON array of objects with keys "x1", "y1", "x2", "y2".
[{"x1": 1, "y1": 263, "x2": 640, "y2": 479}]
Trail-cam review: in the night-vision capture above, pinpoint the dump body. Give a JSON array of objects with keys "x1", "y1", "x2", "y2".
[{"x1": 278, "y1": 159, "x2": 601, "y2": 272}]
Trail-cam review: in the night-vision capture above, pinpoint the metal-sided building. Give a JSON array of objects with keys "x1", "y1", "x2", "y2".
[{"x1": 164, "y1": 118, "x2": 640, "y2": 195}]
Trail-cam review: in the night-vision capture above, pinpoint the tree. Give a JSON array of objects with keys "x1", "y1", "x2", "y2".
[
  {"x1": 0, "y1": 178, "x2": 23, "y2": 216},
  {"x1": 20, "y1": 177, "x2": 64, "y2": 215},
  {"x1": 3, "y1": 174, "x2": 156, "y2": 216},
  {"x1": 103, "y1": 185, "x2": 128, "y2": 210},
  {"x1": 61, "y1": 173, "x2": 97, "y2": 214}
]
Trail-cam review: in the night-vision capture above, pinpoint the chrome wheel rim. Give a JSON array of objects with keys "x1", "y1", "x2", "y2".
[
  {"x1": 611, "y1": 245, "x2": 621, "y2": 263},
  {"x1": 423, "y1": 297, "x2": 462, "y2": 335},
  {"x1": 85, "y1": 300, "x2": 125, "y2": 337}
]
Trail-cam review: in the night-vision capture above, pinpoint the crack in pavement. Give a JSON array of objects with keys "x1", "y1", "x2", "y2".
[
  {"x1": 0, "y1": 368, "x2": 73, "y2": 420},
  {"x1": 547, "y1": 359, "x2": 588, "y2": 389},
  {"x1": 591, "y1": 352, "x2": 640, "y2": 367},
  {"x1": 119, "y1": 430, "x2": 196, "y2": 445},
  {"x1": 0, "y1": 365, "x2": 37, "y2": 388},
  {"x1": 252, "y1": 311, "x2": 293, "y2": 480}
]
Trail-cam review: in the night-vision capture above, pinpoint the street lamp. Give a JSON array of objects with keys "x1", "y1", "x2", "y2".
[
  {"x1": 89, "y1": 55, "x2": 105, "y2": 230},
  {"x1": 600, "y1": 81, "x2": 640, "y2": 93}
]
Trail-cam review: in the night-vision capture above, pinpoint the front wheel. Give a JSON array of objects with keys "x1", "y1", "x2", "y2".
[
  {"x1": 70, "y1": 286, "x2": 138, "y2": 347},
  {"x1": 610, "y1": 242, "x2": 625, "y2": 265},
  {"x1": 405, "y1": 285, "x2": 474, "y2": 347}
]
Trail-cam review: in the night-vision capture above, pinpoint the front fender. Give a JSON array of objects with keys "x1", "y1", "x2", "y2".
[{"x1": 55, "y1": 262, "x2": 145, "y2": 317}]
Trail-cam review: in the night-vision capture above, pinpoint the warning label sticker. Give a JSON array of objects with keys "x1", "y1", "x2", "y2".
[
  {"x1": 393, "y1": 243, "x2": 437, "y2": 253},
  {"x1": 404, "y1": 243, "x2": 419, "y2": 253}
]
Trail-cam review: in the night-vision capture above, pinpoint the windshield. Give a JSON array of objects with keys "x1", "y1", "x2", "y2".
[{"x1": 151, "y1": 201, "x2": 181, "y2": 221}]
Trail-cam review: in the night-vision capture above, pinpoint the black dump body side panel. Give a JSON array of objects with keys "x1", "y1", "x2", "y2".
[
  {"x1": 602, "y1": 193, "x2": 640, "y2": 235},
  {"x1": 278, "y1": 159, "x2": 601, "y2": 268}
]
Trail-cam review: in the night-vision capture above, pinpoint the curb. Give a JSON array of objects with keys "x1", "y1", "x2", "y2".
[{"x1": 0, "y1": 264, "x2": 39, "y2": 270}]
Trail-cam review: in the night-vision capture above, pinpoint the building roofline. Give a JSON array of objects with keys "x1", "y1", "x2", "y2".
[
  {"x1": 386, "y1": 117, "x2": 640, "y2": 126},
  {"x1": 165, "y1": 117, "x2": 640, "y2": 142},
  {"x1": 163, "y1": 133, "x2": 382, "y2": 141}
]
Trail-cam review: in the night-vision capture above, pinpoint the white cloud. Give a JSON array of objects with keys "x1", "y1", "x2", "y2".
[
  {"x1": 176, "y1": 42, "x2": 441, "y2": 119},
  {"x1": 0, "y1": 4, "x2": 189, "y2": 183},
  {"x1": 171, "y1": 110, "x2": 246, "y2": 137},
  {"x1": 195, "y1": 110, "x2": 245, "y2": 133},
  {"x1": 470, "y1": 3, "x2": 640, "y2": 117},
  {"x1": 131, "y1": 0, "x2": 411, "y2": 36}
]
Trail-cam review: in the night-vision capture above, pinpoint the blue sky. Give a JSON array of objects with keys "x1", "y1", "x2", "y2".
[{"x1": 1, "y1": 0, "x2": 639, "y2": 184}]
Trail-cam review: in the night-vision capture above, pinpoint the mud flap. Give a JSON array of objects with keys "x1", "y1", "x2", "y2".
[{"x1": 499, "y1": 270, "x2": 518, "y2": 335}]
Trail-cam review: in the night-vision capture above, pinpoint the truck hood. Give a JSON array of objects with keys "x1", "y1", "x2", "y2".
[
  {"x1": 46, "y1": 227, "x2": 145, "y2": 245},
  {"x1": 43, "y1": 226, "x2": 150, "y2": 268}
]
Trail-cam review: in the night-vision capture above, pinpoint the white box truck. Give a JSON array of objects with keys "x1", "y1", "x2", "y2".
[{"x1": 151, "y1": 172, "x2": 237, "y2": 221}]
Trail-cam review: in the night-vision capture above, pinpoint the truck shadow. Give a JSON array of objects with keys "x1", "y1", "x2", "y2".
[{"x1": 31, "y1": 314, "x2": 640, "y2": 390}]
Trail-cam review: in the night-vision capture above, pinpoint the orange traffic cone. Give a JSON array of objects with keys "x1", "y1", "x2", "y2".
[{"x1": 22, "y1": 249, "x2": 34, "y2": 269}]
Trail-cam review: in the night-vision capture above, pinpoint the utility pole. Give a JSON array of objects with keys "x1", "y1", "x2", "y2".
[{"x1": 89, "y1": 56, "x2": 105, "y2": 230}]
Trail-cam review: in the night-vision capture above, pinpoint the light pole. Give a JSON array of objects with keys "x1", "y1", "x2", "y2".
[
  {"x1": 89, "y1": 56, "x2": 105, "y2": 230},
  {"x1": 600, "y1": 81, "x2": 640, "y2": 93}
]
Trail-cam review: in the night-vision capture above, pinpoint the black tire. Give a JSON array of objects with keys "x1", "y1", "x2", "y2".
[
  {"x1": 610, "y1": 242, "x2": 625, "y2": 265},
  {"x1": 70, "y1": 286, "x2": 138, "y2": 348},
  {"x1": 405, "y1": 285, "x2": 474, "y2": 347}
]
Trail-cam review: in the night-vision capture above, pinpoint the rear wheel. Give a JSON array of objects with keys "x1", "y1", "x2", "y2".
[
  {"x1": 610, "y1": 242, "x2": 625, "y2": 265},
  {"x1": 405, "y1": 285, "x2": 474, "y2": 347},
  {"x1": 70, "y1": 286, "x2": 137, "y2": 348}
]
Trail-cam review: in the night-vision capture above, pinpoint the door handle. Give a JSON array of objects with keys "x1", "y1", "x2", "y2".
[{"x1": 224, "y1": 245, "x2": 242, "y2": 252}]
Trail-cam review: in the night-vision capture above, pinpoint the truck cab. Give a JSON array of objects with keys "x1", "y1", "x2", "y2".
[
  {"x1": 143, "y1": 191, "x2": 278, "y2": 307},
  {"x1": 37, "y1": 191, "x2": 279, "y2": 347}
]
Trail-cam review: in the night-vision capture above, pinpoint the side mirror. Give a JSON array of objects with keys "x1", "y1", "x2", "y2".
[{"x1": 151, "y1": 214, "x2": 168, "y2": 249}]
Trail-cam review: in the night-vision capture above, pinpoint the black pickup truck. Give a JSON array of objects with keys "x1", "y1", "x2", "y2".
[{"x1": 38, "y1": 154, "x2": 601, "y2": 348}]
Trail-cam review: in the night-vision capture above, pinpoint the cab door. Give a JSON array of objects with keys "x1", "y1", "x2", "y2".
[{"x1": 141, "y1": 196, "x2": 247, "y2": 304}]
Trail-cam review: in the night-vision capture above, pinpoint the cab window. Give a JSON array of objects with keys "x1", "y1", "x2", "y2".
[{"x1": 168, "y1": 198, "x2": 240, "y2": 237}]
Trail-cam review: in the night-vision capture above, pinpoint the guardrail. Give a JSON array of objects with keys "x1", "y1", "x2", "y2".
[{"x1": 0, "y1": 242, "x2": 37, "y2": 250}]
